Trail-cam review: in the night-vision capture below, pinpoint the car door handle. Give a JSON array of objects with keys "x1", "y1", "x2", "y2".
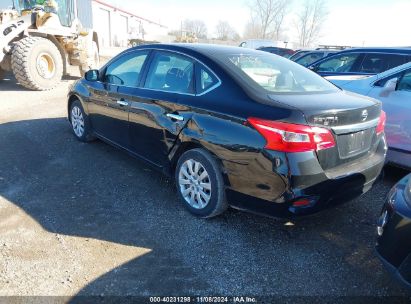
[
  {"x1": 166, "y1": 113, "x2": 184, "y2": 121},
  {"x1": 117, "y1": 100, "x2": 129, "y2": 106}
]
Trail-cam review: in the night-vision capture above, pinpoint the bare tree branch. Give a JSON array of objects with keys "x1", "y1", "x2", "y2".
[
  {"x1": 183, "y1": 19, "x2": 208, "y2": 39},
  {"x1": 215, "y1": 21, "x2": 239, "y2": 41},
  {"x1": 247, "y1": 0, "x2": 291, "y2": 40},
  {"x1": 296, "y1": 0, "x2": 328, "y2": 47}
]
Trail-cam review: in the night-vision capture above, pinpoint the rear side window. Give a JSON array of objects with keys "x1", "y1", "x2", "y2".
[
  {"x1": 196, "y1": 65, "x2": 219, "y2": 94},
  {"x1": 398, "y1": 70, "x2": 411, "y2": 92},
  {"x1": 224, "y1": 53, "x2": 338, "y2": 93},
  {"x1": 358, "y1": 54, "x2": 406, "y2": 74},
  {"x1": 104, "y1": 51, "x2": 149, "y2": 87},
  {"x1": 144, "y1": 51, "x2": 194, "y2": 94},
  {"x1": 290, "y1": 51, "x2": 310, "y2": 61},
  {"x1": 316, "y1": 53, "x2": 360, "y2": 73}
]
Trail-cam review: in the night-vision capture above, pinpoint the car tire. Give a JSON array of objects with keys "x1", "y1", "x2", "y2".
[
  {"x1": 175, "y1": 148, "x2": 228, "y2": 218},
  {"x1": 69, "y1": 100, "x2": 95, "y2": 142}
]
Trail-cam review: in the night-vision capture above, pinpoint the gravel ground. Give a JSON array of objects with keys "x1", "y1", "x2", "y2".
[{"x1": 0, "y1": 68, "x2": 410, "y2": 301}]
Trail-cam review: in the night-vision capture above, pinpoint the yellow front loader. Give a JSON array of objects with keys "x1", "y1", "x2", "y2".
[{"x1": 0, "y1": 0, "x2": 99, "y2": 90}]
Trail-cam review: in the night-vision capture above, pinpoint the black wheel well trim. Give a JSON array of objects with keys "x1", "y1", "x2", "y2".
[
  {"x1": 169, "y1": 140, "x2": 204, "y2": 172},
  {"x1": 67, "y1": 94, "x2": 86, "y2": 120},
  {"x1": 168, "y1": 139, "x2": 231, "y2": 187}
]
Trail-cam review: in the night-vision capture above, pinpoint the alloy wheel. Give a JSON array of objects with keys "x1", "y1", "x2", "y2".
[
  {"x1": 178, "y1": 159, "x2": 212, "y2": 209},
  {"x1": 71, "y1": 106, "x2": 85, "y2": 138}
]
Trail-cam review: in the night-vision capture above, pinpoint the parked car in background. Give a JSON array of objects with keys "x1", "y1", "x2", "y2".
[
  {"x1": 328, "y1": 62, "x2": 411, "y2": 170},
  {"x1": 293, "y1": 50, "x2": 340, "y2": 67},
  {"x1": 308, "y1": 48, "x2": 411, "y2": 77},
  {"x1": 289, "y1": 49, "x2": 313, "y2": 61},
  {"x1": 257, "y1": 46, "x2": 295, "y2": 58},
  {"x1": 239, "y1": 39, "x2": 281, "y2": 49},
  {"x1": 67, "y1": 44, "x2": 387, "y2": 219},
  {"x1": 376, "y1": 173, "x2": 411, "y2": 291},
  {"x1": 290, "y1": 46, "x2": 350, "y2": 62}
]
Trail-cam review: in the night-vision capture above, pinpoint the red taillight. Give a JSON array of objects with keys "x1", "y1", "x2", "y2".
[
  {"x1": 292, "y1": 199, "x2": 311, "y2": 207},
  {"x1": 376, "y1": 111, "x2": 386, "y2": 135},
  {"x1": 247, "y1": 118, "x2": 335, "y2": 153}
]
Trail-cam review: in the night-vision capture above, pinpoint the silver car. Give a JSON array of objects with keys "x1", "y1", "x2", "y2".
[{"x1": 327, "y1": 62, "x2": 411, "y2": 169}]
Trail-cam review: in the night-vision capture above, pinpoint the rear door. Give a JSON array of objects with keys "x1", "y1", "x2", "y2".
[
  {"x1": 369, "y1": 68, "x2": 411, "y2": 153},
  {"x1": 128, "y1": 50, "x2": 196, "y2": 166},
  {"x1": 87, "y1": 49, "x2": 150, "y2": 147}
]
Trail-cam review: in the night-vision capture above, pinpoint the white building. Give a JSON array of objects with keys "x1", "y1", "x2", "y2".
[{"x1": 91, "y1": 0, "x2": 170, "y2": 47}]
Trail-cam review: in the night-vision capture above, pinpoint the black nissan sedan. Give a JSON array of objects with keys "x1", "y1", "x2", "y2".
[
  {"x1": 67, "y1": 44, "x2": 387, "y2": 218},
  {"x1": 376, "y1": 174, "x2": 411, "y2": 290}
]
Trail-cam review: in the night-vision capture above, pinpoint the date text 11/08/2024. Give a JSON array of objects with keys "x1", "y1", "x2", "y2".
[{"x1": 149, "y1": 296, "x2": 257, "y2": 303}]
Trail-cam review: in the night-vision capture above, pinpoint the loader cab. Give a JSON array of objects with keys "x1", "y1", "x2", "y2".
[{"x1": 16, "y1": 0, "x2": 76, "y2": 27}]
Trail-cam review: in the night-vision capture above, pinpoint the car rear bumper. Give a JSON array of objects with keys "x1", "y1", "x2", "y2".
[{"x1": 227, "y1": 136, "x2": 386, "y2": 218}]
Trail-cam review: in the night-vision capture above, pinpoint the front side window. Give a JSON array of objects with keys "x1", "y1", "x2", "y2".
[
  {"x1": 316, "y1": 53, "x2": 360, "y2": 73},
  {"x1": 223, "y1": 53, "x2": 338, "y2": 93},
  {"x1": 104, "y1": 51, "x2": 149, "y2": 87},
  {"x1": 144, "y1": 52, "x2": 194, "y2": 94},
  {"x1": 296, "y1": 52, "x2": 324, "y2": 67},
  {"x1": 398, "y1": 70, "x2": 411, "y2": 92},
  {"x1": 359, "y1": 54, "x2": 406, "y2": 74}
]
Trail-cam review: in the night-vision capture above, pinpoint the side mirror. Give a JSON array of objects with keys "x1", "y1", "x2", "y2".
[
  {"x1": 308, "y1": 65, "x2": 317, "y2": 72},
  {"x1": 85, "y1": 69, "x2": 99, "y2": 82},
  {"x1": 384, "y1": 77, "x2": 398, "y2": 91},
  {"x1": 379, "y1": 77, "x2": 398, "y2": 98}
]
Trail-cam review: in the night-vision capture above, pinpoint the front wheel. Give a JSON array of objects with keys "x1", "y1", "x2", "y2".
[
  {"x1": 69, "y1": 100, "x2": 95, "y2": 142},
  {"x1": 175, "y1": 148, "x2": 228, "y2": 218}
]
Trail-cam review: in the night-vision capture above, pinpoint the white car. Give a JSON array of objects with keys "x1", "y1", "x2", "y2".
[{"x1": 327, "y1": 62, "x2": 411, "y2": 169}]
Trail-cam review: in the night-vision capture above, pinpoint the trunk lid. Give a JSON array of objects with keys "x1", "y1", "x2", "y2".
[{"x1": 269, "y1": 91, "x2": 382, "y2": 170}]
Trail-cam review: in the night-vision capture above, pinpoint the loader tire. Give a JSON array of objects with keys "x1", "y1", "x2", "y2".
[{"x1": 11, "y1": 36, "x2": 63, "y2": 91}]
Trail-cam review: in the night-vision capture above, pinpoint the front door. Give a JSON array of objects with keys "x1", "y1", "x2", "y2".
[
  {"x1": 370, "y1": 68, "x2": 411, "y2": 153},
  {"x1": 87, "y1": 50, "x2": 150, "y2": 148}
]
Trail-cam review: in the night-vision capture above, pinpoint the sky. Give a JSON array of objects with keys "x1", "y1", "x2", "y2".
[
  {"x1": 113, "y1": 0, "x2": 411, "y2": 47},
  {"x1": 1, "y1": 0, "x2": 410, "y2": 47}
]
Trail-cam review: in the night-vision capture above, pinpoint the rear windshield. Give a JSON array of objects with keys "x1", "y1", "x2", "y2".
[{"x1": 224, "y1": 53, "x2": 338, "y2": 94}]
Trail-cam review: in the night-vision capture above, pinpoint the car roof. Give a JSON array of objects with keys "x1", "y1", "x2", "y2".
[
  {"x1": 134, "y1": 43, "x2": 268, "y2": 58},
  {"x1": 300, "y1": 50, "x2": 338, "y2": 54},
  {"x1": 258, "y1": 46, "x2": 290, "y2": 50},
  {"x1": 328, "y1": 47, "x2": 411, "y2": 54}
]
